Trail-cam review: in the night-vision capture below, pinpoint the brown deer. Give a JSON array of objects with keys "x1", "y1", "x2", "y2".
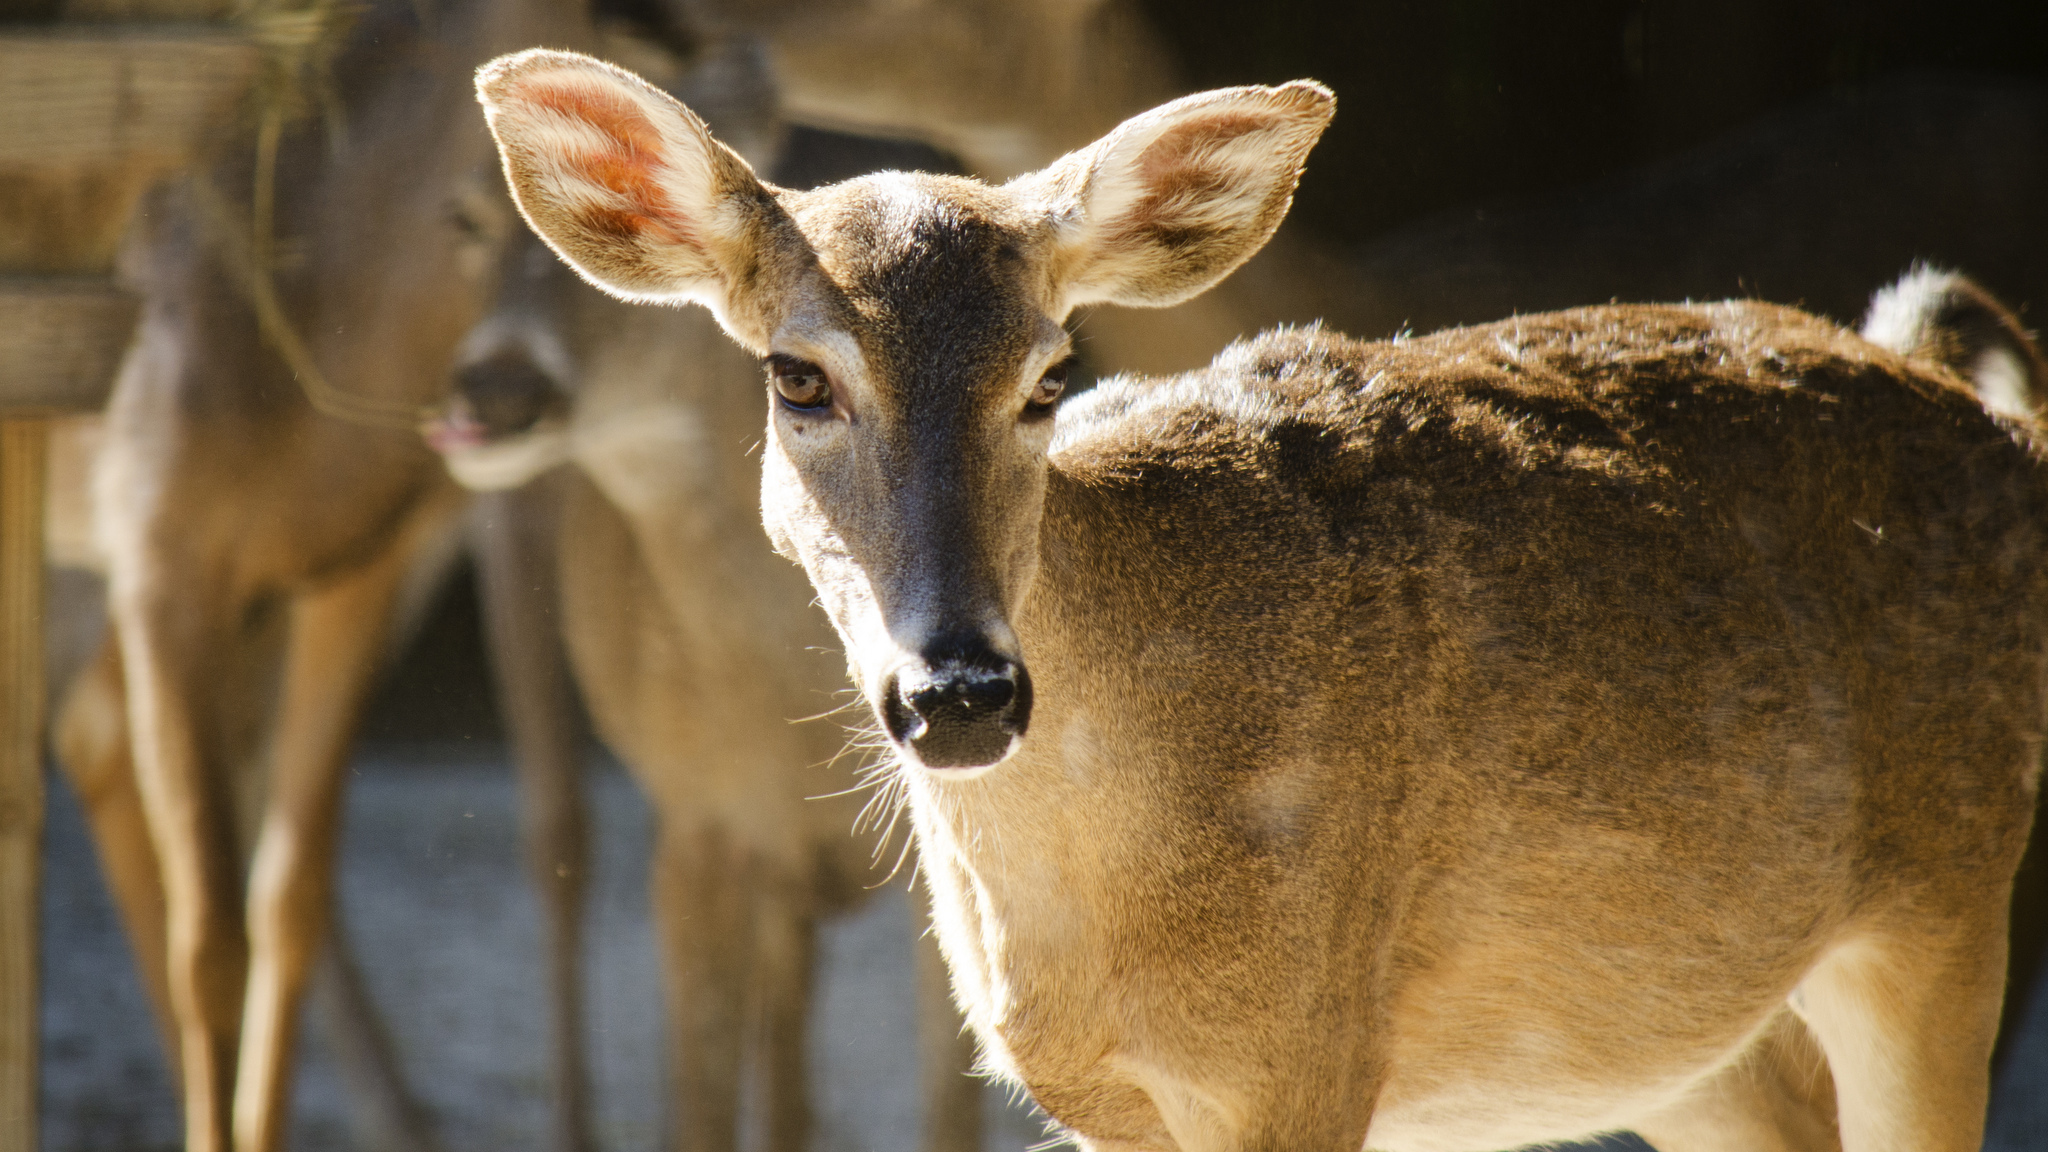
[
  {"x1": 479, "y1": 50, "x2": 2043, "y2": 1151},
  {"x1": 55, "y1": 1, "x2": 593, "y2": 1149}
]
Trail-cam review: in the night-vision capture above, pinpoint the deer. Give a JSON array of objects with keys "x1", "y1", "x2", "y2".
[
  {"x1": 430, "y1": 37, "x2": 987, "y2": 1149},
  {"x1": 59, "y1": 3, "x2": 1208, "y2": 1146},
  {"x1": 51, "y1": 1, "x2": 600, "y2": 1149},
  {"x1": 477, "y1": 48, "x2": 2044, "y2": 1152}
]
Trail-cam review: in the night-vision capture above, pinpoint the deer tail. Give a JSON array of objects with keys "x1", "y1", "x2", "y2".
[{"x1": 1862, "y1": 264, "x2": 2048, "y2": 421}]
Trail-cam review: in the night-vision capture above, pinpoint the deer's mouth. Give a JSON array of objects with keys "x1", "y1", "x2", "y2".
[{"x1": 879, "y1": 642, "x2": 1032, "y2": 772}]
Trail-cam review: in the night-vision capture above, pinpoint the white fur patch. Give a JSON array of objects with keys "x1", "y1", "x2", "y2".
[
  {"x1": 1973, "y1": 344, "x2": 2033, "y2": 421},
  {"x1": 441, "y1": 428, "x2": 571, "y2": 492}
]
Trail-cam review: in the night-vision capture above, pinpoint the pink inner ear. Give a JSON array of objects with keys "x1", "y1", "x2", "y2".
[
  {"x1": 1123, "y1": 113, "x2": 1272, "y2": 225},
  {"x1": 519, "y1": 78, "x2": 696, "y2": 247},
  {"x1": 1138, "y1": 112, "x2": 1270, "y2": 182}
]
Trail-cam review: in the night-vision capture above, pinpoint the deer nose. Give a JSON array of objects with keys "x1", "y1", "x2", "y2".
[
  {"x1": 452, "y1": 349, "x2": 564, "y2": 441},
  {"x1": 881, "y1": 639, "x2": 1032, "y2": 770}
]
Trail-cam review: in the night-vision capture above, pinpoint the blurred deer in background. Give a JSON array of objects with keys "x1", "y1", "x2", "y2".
[
  {"x1": 48, "y1": 0, "x2": 593, "y2": 1149},
  {"x1": 481, "y1": 50, "x2": 2046, "y2": 1152},
  {"x1": 432, "y1": 33, "x2": 987, "y2": 1152}
]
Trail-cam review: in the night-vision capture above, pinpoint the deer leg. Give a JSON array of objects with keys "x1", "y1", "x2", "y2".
[
  {"x1": 231, "y1": 513, "x2": 441, "y2": 1152},
  {"x1": 1629, "y1": 1009, "x2": 1840, "y2": 1152},
  {"x1": 473, "y1": 480, "x2": 595, "y2": 1152},
  {"x1": 916, "y1": 883, "x2": 983, "y2": 1152},
  {"x1": 654, "y1": 821, "x2": 752, "y2": 1152},
  {"x1": 1792, "y1": 918, "x2": 2006, "y2": 1152},
  {"x1": 754, "y1": 873, "x2": 816, "y2": 1152},
  {"x1": 309, "y1": 920, "x2": 445, "y2": 1152},
  {"x1": 113, "y1": 563, "x2": 254, "y2": 1152},
  {"x1": 51, "y1": 633, "x2": 181, "y2": 1076}
]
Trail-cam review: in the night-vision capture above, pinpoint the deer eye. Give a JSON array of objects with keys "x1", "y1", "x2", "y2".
[
  {"x1": 1026, "y1": 357, "x2": 1073, "y2": 416},
  {"x1": 767, "y1": 354, "x2": 832, "y2": 410}
]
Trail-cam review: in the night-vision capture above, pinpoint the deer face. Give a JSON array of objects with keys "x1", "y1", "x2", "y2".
[{"x1": 477, "y1": 50, "x2": 1331, "y2": 772}]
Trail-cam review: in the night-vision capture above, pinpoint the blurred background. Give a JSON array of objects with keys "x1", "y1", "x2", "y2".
[{"x1": 9, "y1": 0, "x2": 2048, "y2": 1149}]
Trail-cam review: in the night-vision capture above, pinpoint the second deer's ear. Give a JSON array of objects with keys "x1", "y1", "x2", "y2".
[
  {"x1": 1019, "y1": 81, "x2": 1334, "y2": 312},
  {"x1": 476, "y1": 50, "x2": 772, "y2": 317}
]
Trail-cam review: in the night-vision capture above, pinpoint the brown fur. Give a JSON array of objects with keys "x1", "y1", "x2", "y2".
[
  {"x1": 948, "y1": 305, "x2": 2039, "y2": 1150},
  {"x1": 483, "y1": 61, "x2": 2043, "y2": 1150}
]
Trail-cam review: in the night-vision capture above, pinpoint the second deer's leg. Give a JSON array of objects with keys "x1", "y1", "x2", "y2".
[
  {"x1": 473, "y1": 480, "x2": 596, "y2": 1152},
  {"x1": 655, "y1": 821, "x2": 754, "y2": 1152},
  {"x1": 309, "y1": 924, "x2": 445, "y2": 1152},
  {"x1": 754, "y1": 872, "x2": 817, "y2": 1152},
  {"x1": 231, "y1": 504, "x2": 451, "y2": 1152},
  {"x1": 114, "y1": 565, "x2": 259, "y2": 1152},
  {"x1": 51, "y1": 633, "x2": 180, "y2": 1074},
  {"x1": 916, "y1": 883, "x2": 983, "y2": 1152}
]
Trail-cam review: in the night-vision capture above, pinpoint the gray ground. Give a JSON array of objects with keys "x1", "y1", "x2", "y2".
[
  {"x1": 40, "y1": 744, "x2": 1054, "y2": 1152},
  {"x1": 38, "y1": 742, "x2": 2048, "y2": 1152}
]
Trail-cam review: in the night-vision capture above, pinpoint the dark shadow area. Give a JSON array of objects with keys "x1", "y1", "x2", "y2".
[
  {"x1": 1143, "y1": 0, "x2": 2048, "y2": 250},
  {"x1": 358, "y1": 556, "x2": 504, "y2": 745},
  {"x1": 773, "y1": 125, "x2": 963, "y2": 190}
]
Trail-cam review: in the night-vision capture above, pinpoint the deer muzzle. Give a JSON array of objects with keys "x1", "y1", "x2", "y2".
[{"x1": 881, "y1": 639, "x2": 1032, "y2": 770}]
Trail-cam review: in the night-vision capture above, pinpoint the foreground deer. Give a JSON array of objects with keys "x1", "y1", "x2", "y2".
[{"x1": 480, "y1": 50, "x2": 2043, "y2": 1151}]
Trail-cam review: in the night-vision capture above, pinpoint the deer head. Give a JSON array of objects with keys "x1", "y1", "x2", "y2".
[{"x1": 477, "y1": 49, "x2": 1331, "y2": 771}]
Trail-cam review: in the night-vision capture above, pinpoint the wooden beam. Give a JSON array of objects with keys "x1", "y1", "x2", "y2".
[
  {"x1": 0, "y1": 29, "x2": 258, "y2": 271},
  {"x1": 0, "y1": 278, "x2": 139, "y2": 413},
  {"x1": 0, "y1": 419, "x2": 45, "y2": 1152},
  {"x1": 0, "y1": 29, "x2": 258, "y2": 168}
]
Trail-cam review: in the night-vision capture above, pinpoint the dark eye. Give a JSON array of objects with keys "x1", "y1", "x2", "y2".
[
  {"x1": 767, "y1": 354, "x2": 832, "y2": 410},
  {"x1": 1026, "y1": 357, "x2": 1073, "y2": 416}
]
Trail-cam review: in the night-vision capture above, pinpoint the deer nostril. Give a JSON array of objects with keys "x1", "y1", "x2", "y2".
[
  {"x1": 906, "y1": 669, "x2": 1015, "y2": 718},
  {"x1": 882, "y1": 644, "x2": 1033, "y2": 770}
]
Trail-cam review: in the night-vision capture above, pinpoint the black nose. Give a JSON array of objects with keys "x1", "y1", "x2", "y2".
[
  {"x1": 881, "y1": 639, "x2": 1032, "y2": 769},
  {"x1": 453, "y1": 349, "x2": 565, "y2": 440}
]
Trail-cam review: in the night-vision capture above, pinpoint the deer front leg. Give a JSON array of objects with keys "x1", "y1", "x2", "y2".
[
  {"x1": 113, "y1": 568, "x2": 254, "y2": 1152},
  {"x1": 754, "y1": 872, "x2": 817, "y2": 1152},
  {"x1": 1794, "y1": 915, "x2": 2007, "y2": 1152},
  {"x1": 232, "y1": 505, "x2": 449, "y2": 1152},
  {"x1": 473, "y1": 480, "x2": 596, "y2": 1152},
  {"x1": 52, "y1": 633, "x2": 180, "y2": 1074},
  {"x1": 1629, "y1": 1009, "x2": 1840, "y2": 1152},
  {"x1": 916, "y1": 882, "x2": 983, "y2": 1152},
  {"x1": 655, "y1": 820, "x2": 754, "y2": 1152}
]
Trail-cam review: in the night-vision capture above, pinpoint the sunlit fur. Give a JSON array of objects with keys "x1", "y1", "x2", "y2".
[{"x1": 481, "y1": 52, "x2": 2042, "y2": 1152}]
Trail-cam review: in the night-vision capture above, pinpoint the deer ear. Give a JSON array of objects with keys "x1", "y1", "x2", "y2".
[
  {"x1": 1019, "y1": 81, "x2": 1333, "y2": 312},
  {"x1": 475, "y1": 49, "x2": 772, "y2": 314}
]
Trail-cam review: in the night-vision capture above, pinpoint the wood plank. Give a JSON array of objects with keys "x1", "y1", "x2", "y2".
[
  {"x1": 0, "y1": 278, "x2": 139, "y2": 412},
  {"x1": 0, "y1": 419, "x2": 45, "y2": 1152},
  {"x1": 63, "y1": 0, "x2": 233, "y2": 19},
  {"x1": 0, "y1": 29, "x2": 258, "y2": 168},
  {"x1": 0, "y1": 29, "x2": 259, "y2": 270}
]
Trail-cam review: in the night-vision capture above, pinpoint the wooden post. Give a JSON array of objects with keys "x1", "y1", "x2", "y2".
[{"x1": 0, "y1": 418, "x2": 45, "y2": 1152}]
